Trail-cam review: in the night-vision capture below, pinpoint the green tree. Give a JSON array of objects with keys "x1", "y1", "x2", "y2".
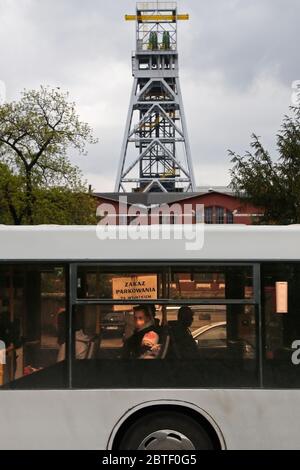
[
  {"x1": 0, "y1": 86, "x2": 97, "y2": 224},
  {"x1": 229, "y1": 106, "x2": 300, "y2": 224},
  {"x1": 0, "y1": 161, "x2": 97, "y2": 225},
  {"x1": 33, "y1": 187, "x2": 97, "y2": 225},
  {"x1": 0, "y1": 163, "x2": 24, "y2": 224}
]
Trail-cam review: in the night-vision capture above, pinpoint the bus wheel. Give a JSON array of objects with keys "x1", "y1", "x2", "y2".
[{"x1": 118, "y1": 411, "x2": 214, "y2": 450}]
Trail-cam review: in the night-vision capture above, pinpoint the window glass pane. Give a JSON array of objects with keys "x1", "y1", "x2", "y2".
[
  {"x1": 195, "y1": 325, "x2": 227, "y2": 347},
  {"x1": 77, "y1": 267, "x2": 163, "y2": 300},
  {"x1": 216, "y1": 207, "x2": 224, "y2": 224},
  {"x1": 204, "y1": 207, "x2": 213, "y2": 224},
  {"x1": 0, "y1": 265, "x2": 67, "y2": 390},
  {"x1": 170, "y1": 266, "x2": 253, "y2": 299},
  {"x1": 227, "y1": 210, "x2": 234, "y2": 224},
  {"x1": 262, "y1": 263, "x2": 300, "y2": 388},
  {"x1": 72, "y1": 303, "x2": 257, "y2": 389}
]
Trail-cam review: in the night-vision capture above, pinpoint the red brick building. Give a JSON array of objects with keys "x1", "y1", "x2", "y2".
[{"x1": 94, "y1": 186, "x2": 263, "y2": 225}]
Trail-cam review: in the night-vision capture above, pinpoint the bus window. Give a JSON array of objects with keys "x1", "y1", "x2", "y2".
[
  {"x1": 72, "y1": 303, "x2": 258, "y2": 389},
  {"x1": 0, "y1": 264, "x2": 67, "y2": 389},
  {"x1": 167, "y1": 304, "x2": 256, "y2": 362},
  {"x1": 72, "y1": 303, "x2": 169, "y2": 388},
  {"x1": 71, "y1": 304, "x2": 164, "y2": 362},
  {"x1": 170, "y1": 266, "x2": 253, "y2": 300},
  {"x1": 263, "y1": 263, "x2": 300, "y2": 388},
  {"x1": 77, "y1": 266, "x2": 163, "y2": 300}
]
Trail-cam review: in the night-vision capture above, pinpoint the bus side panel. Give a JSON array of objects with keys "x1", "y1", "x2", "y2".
[{"x1": 0, "y1": 389, "x2": 298, "y2": 450}]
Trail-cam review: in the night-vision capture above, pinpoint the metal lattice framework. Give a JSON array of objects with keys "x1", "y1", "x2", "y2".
[{"x1": 115, "y1": 2, "x2": 196, "y2": 193}]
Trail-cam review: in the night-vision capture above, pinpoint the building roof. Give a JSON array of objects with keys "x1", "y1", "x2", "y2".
[
  {"x1": 94, "y1": 187, "x2": 237, "y2": 207},
  {"x1": 94, "y1": 192, "x2": 204, "y2": 207},
  {"x1": 196, "y1": 186, "x2": 235, "y2": 195}
]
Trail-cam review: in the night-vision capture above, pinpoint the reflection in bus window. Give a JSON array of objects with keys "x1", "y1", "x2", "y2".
[
  {"x1": 193, "y1": 323, "x2": 227, "y2": 348},
  {"x1": 170, "y1": 266, "x2": 253, "y2": 299}
]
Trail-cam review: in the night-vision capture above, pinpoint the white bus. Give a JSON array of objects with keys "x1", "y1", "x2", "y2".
[{"x1": 0, "y1": 224, "x2": 300, "y2": 450}]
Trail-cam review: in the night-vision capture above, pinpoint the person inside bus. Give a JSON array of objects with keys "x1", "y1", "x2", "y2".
[
  {"x1": 56, "y1": 308, "x2": 94, "y2": 361},
  {"x1": 148, "y1": 304, "x2": 160, "y2": 328},
  {"x1": 168, "y1": 306, "x2": 198, "y2": 359},
  {"x1": 123, "y1": 304, "x2": 158, "y2": 342},
  {"x1": 122, "y1": 305, "x2": 160, "y2": 359},
  {"x1": 0, "y1": 311, "x2": 21, "y2": 383}
]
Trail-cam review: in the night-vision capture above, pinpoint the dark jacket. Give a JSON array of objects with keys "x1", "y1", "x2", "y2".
[
  {"x1": 168, "y1": 322, "x2": 198, "y2": 359},
  {"x1": 122, "y1": 324, "x2": 159, "y2": 359}
]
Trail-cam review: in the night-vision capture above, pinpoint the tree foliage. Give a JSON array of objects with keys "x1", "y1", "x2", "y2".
[
  {"x1": 0, "y1": 86, "x2": 97, "y2": 224},
  {"x1": 0, "y1": 163, "x2": 24, "y2": 224},
  {"x1": 230, "y1": 106, "x2": 300, "y2": 224}
]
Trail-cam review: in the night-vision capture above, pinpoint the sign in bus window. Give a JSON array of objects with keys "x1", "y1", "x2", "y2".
[
  {"x1": 275, "y1": 281, "x2": 288, "y2": 313},
  {"x1": 112, "y1": 275, "x2": 157, "y2": 301},
  {"x1": 77, "y1": 267, "x2": 162, "y2": 300},
  {"x1": 170, "y1": 266, "x2": 253, "y2": 300}
]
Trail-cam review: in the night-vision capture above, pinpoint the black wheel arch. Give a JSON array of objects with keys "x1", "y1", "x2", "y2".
[{"x1": 110, "y1": 402, "x2": 224, "y2": 450}]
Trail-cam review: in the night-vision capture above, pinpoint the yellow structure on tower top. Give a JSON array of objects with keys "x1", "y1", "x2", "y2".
[{"x1": 125, "y1": 14, "x2": 189, "y2": 21}]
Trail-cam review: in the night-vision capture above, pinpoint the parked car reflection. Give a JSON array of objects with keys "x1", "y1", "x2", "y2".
[
  {"x1": 101, "y1": 312, "x2": 125, "y2": 337},
  {"x1": 192, "y1": 322, "x2": 254, "y2": 359}
]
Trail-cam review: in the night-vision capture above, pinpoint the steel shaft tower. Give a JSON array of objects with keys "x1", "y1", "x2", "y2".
[{"x1": 115, "y1": 2, "x2": 196, "y2": 193}]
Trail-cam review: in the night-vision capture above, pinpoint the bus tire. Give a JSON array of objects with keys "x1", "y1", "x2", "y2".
[{"x1": 118, "y1": 411, "x2": 214, "y2": 450}]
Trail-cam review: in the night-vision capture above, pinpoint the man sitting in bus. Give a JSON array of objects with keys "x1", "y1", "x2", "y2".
[
  {"x1": 122, "y1": 305, "x2": 160, "y2": 359},
  {"x1": 168, "y1": 306, "x2": 198, "y2": 359}
]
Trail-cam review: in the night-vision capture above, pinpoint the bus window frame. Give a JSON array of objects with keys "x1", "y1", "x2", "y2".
[
  {"x1": 73, "y1": 262, "x2": 260, "y2": 304},
  {"x1": 0, "y1": 261, "x2": 70, "y2": 390}
]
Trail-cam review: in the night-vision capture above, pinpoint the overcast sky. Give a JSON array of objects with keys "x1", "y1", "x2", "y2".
[{"x1": 0, "y1": 0, "x2": 299, "y2": 190}]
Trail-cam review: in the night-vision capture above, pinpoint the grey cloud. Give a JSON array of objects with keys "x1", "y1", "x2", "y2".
[
  {"x1": 0, "y1": 0, "x2": 298, "y2": 191},
  {"x1": 183, "y1": 0, "x2": 299, "y2": 90}
]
